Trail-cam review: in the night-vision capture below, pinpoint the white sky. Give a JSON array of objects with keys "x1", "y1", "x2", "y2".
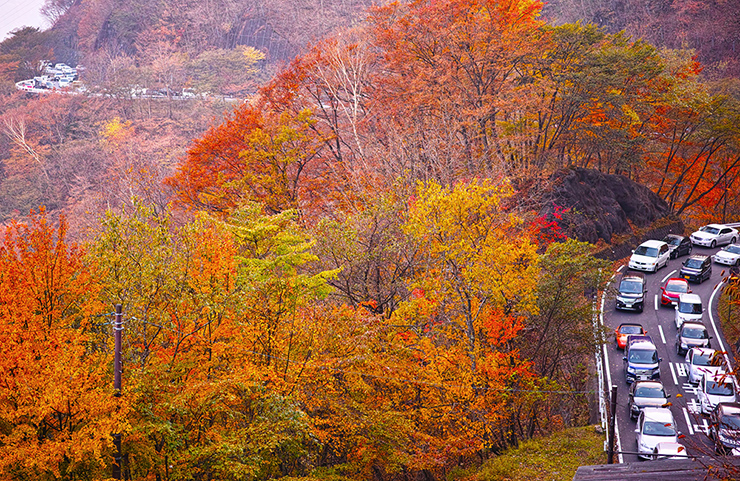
[{"x1": 0, "y1": 0, "x2": 48, "y2": 42}]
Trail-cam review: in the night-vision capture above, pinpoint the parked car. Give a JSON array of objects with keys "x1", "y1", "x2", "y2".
[
  {"x1": 676, "y1": 321, "x2": 711, "y2": 356},
  {"x1": 615, "y1": 272, "x2": 647, "y2": 312},
  {"x1": 685, "y1": 347, "x2": 725, "y2": 385},
  {"x1": 635, "y1": 407, "x2": 678, "y2": 459},
  {"x1": 628, "y1": 240, "x2": 670, "y2": 273},
  {"x1": 674, "y1": 293, "x2": 703, "y2": 329},
  {"x1": 663, "y1": 234, "x2": 692, "y2": 259},
  {"x1": 713, "y1": 244, "x2": 740, "y2": 267},
  {"x1": 679, "y1": 254, "x2": 712, "y2": 283},
  {"x1": 660, "y1": 278, "x2": 690, "y2": 307},
  {"x1": 651, "y1": 442, "x2": 688, "y2": 460},
  {"x1": 624, "y1": 335, "x2": 661, "y2": 384},
  {"x1": 690, "y1": 224, "x2": 738, "y2": 248},
  {"x1": 615, "y1": 323, "x2": 646, "y2": 350},
  {"x1": 628, "y1": 380, "x2": 670, "y2": 420},
  {"x1": 710, "y1": 402, "x2": 740, "y2": 455},
  {"x1": 698, "y1": 372, "x2": 737, "y2": 415}
]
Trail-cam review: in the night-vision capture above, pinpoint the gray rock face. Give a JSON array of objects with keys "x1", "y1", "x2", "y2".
[{"x1": 542, "y1": 168, "x2": 673, "y2": 244}]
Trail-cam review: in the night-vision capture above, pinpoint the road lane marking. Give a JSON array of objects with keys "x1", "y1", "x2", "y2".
[
  {"x1": 599, "y1": 272, "x2": 622, "y2": 463},
  {"x1": 675, "y1": 362, "x2": 687, "y2": 377},
  {"x1": 708, "y1": 282, "x2": 734, "y2": 370},
  {"x1": 669, "y1": 362, "x2": 678, "y2": 385},
  {"x1": 654, "y1": 294, "x2": 658, "y2": 311},
  {"x1": 683, "y1": 408, "x2": 695, "y2": 435},
  {"x1": 701, "y1": 419, "x2": 710, "y2": 435},
  {"x1": 661, "y1": 269, "x2": 677, "y2": 283},
  {"x1": 658, "y1": 324, "x2": 666, "y2": 344},
  {"x1": 687, "y1": 399, "x2": 700, "y2": 413},
  {"x1": 617, "y1": 265, "x2": 624, "y2": 272}
]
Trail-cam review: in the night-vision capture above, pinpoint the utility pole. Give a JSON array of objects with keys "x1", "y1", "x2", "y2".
[
  {"x1": 607, "y1": 384, "x2": 618, "y2": 464},
  {"x1": 113, "y1": 304, "x2": 123, "y2": 480}
]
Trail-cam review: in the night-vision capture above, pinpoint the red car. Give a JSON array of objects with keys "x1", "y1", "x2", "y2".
[
  {"x1": 615, "y1": 323, "x2": 646, "y2": 350},
  {"x1": 660, "y1": 278, "x2": 690, "y2": 307}
]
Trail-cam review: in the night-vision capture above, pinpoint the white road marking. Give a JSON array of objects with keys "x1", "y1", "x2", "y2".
[
  {"x1": 708, "y1": 282, "x2": 734, "y2": 370},
  {"x1": 701, "y1": 419, "x2": 710, "y2": 435},
  {"x1": 683, "y1": 383, "x2": 699, "y2": 396},
  {"x1": 674, "y1": 362, "x2": 687, "y2": 377},
  {"x1": 687, "y1": 399, "x2": 700, "y2": 414},
  {"x1": 654, "y1": 294, "x2": 658, "y2": 311},
  {"x1": 658, "y1": 325, "x2": 666, "y2": 344},
  {"x1": 683, "y1": 408, "x2": 695, "y2": 435},
  {"x1": 669, "y1": 362, "x2": 678, "y2": 385},
  {"x1": 600, "y1": 273, "x2": 622, "y2": 464},
  {"x1": 661, "y1": 270, "x2": 677, "y2": 283},
  {"x1": 617, "y1": 265, "x2": 624, "y2": 272}
]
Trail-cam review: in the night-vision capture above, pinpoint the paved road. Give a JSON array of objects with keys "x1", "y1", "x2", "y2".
[{"x1": 602, "y1": 244, "x2": 736, "y2": 463}]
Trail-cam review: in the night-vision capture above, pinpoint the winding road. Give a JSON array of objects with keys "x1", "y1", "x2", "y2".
[{"x1": 602, "y1": 243, "x2": 736, "y2": 463}]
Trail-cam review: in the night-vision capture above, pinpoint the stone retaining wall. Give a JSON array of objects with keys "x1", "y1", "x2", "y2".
[{"x1": 592, "y1": 218, "x2": 685, "y2": 261}]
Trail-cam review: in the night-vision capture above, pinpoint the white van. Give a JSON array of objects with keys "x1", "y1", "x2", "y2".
[{"x1": 675, "y1": 293, "x2": 703, "y2": 329}]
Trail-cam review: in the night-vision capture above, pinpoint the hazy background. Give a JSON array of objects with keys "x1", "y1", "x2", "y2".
[{"x1": 0, "y1": 0, "x2": 47, "y2": 41}]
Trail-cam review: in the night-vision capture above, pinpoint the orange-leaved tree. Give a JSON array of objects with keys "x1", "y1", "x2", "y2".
[{"x1": 0, "y1": 209, "x2": 126, "y2": 479}]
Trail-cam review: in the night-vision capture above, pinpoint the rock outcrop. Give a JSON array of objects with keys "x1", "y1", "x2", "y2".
[{"x1": 541, "y1": 167, "x2": 679, "y2": 244}]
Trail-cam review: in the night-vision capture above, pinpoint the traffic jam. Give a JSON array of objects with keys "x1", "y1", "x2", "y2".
[{"x1": 604, "y1": 223, "x2": 740, "y2": 462}]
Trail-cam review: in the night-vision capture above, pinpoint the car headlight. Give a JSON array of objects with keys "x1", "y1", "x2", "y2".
[
  {"x1": 681, "y1": 342, "x2": 688, "y2": 349},
  {"x1": 639, "y1": 440, "x2": 651, "y2": 451},
  {"x1": 627, "y1": 366, "x2": 636, "y2": 374}
]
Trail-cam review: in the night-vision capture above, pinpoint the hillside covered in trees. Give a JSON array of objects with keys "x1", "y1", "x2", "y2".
[{"x1": 1, "y1": 0, "x2": 740, "y2": 479}]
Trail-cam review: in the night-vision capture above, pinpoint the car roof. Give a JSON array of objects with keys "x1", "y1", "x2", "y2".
[
  {"x1": 678, "y1": 293, "x2": 702, "y2": 303},
  {"x1": 627, "y1": 335, "x2": 655, "y2": 348},
  {"x1": 704, "y1": 223, "x2": 729, "y2": 229},
  {"x1": 688, "y1": 347, "x2": 716, "y2": 356},
  {"x1": 633, "y1": 380, "x2": 664, "y2": 389},
  {"x1": 681, "y1": 321, "x2": 707, "y2": 330},
  {"x1": 639, "y1": 240, "x2": 667, "y2": 248},
  {"x1": 642, "y1": 407, "x2": 674, "y2": 422},
  {"x1": 717, "y1": 402, "x2": 740, "y2": 415},
  {"x1": 618, "y1": 322, "x2": 643, "y2": 328},
  {"x1": 704, "y1": 370, "x2": 732, "y2": 382},
  {"x1": 686, "y1": 254, "x2": 709, "y2": 261},
  {"x1": 664, "y1": 234, "x2": 684, "y2": 239},
  {"x1": 622, "y1": 272, "x2": 645, "y2": 281},
  {"x1": 722, "y1": 243, "x2": 740, "y2": 249}
]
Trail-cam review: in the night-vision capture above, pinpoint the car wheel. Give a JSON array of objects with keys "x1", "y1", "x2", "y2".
[
  {"x1": 712, "y1": 240, "x2": 717, "y2": 248},
  {"x1": 732, "y1": 236, "x2": 737, "y2": 245},
  {"x1": 638, "y1": 304, "x2": 644, "y2": 313}
]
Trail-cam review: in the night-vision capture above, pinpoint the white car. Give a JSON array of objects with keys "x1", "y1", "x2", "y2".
[
  {"x1": 698, "y1": 372, "x2": 737, "y2": 415},
  {"x1": 651, "y1": 442, "x2": 688, "y2": 460},
  {"x1": 635, "y1": 407, "x2": 678, "y2": 459},
  {"x1": 674, "y1": 293, "x2": 703, "y2": 329},
  {"x1": 628, "y1": 240, "x2": 670, "y2": 273},
  {"x1": 685, "y1": 347, "x2": 725, "y2": 385},
  {"x1": 713, "y1": 244, "x2": 740, "y2": 266},
  {"x1": 690, "y1": 224, "x2": 738, "y2": 248}
]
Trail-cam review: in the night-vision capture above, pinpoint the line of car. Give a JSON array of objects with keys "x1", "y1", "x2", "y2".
[{"x1": 614, "y1": 223, "x2": 740, "y2": 459}]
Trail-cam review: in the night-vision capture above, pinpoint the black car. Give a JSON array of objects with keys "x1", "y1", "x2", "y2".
[
  {"x1": 680, "y1": 254, "x2": 712, "y2": 283},
  {"x1": 663, "y1": 234, "x2": 693, "y2": 259},
  {"x1": 615, "y1": 272, "x2": 647, "y2": 312},
  {"x1": 710, "y1": 402, "x2": 740, "y2": 455}
]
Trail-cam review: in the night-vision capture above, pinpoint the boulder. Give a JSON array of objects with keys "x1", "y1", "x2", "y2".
[{"x1": 541, "y1": 167, "x2": 674, "y2": 244}]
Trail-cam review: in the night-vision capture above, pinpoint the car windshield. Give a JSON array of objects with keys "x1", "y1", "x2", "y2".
[
  {"x1": 682, "y1": 327, "x2": 708, "y2": 339},
  {"x1": 685, "y1": 258, "x2": 703, "y2": 268},
  {"x1": 725, "y1": 245, "x2": 740, "y2": 255},
  {"x1": 630, "y1": 348, "x2": 658, "y2": 364},
  {"x1": 635, "y1": 386, "x2": 665, "y2": 398},
  {"x1": 643, "y1": 420, "x2": 676, "y2": 436},
  {"x1": 620, "y1": 325, "x2": 643, "y2": 335},
  {"x1": 700, "y1": 226, "x2": 720, "y2": 235},
  {"x1": 664, "y1": 236, "x2": 681, "y2": 246},
  {"x1": 678, "y1": 301, "x2": 702, "y2": 314},
  {"x1": 692, "y1": 352, "x2": 713, "y2": 366},
  {"x1": 706, "y1": 381, "x2": 734, "y2": 396},
  {"x1": 634, "y1": 246, "x2": 658, "y2": 257},
  {"x1": 620, "y1": 280, "x2": 643, "y2": 294},
  {"x1": 721, "y1": 413, "x2": 740, "y2": 430},
  {"x1": 665, "y1": 281, "x2": 688, "y2": 294}
]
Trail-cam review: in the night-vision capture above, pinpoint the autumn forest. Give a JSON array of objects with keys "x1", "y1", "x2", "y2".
[{"x1": 1, "y1": 0, "x2": 740, "y2": 479}]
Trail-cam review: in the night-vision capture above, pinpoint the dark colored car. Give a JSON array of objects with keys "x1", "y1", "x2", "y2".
[
  {"x1": 676, "y1": 322, "x2": 711, "y2": 356},
  {"x1": 615, "y1": 272, "x2": 647, "y2": 312},
  {"x1": 663, "y1": 234, "x2": 693, "y2": 259},
  {"x1": 628, "y1": 380, "x2": 670, "y2": 420},
  {"x1": 660, "y1": 277, "x2": 690, "y2": 307},
  {"x1": 710, "y1": 402, "x2": 740, "y2": 455},
  {"x1": 680, "y1": 254, "x2": 712, "y2": 284},
  {"x1": 624, "y1": 335, "x2": 661, "y2": 384}
]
